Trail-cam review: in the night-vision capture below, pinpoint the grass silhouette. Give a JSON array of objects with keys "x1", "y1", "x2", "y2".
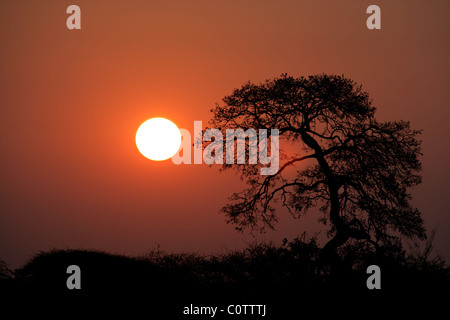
[{"x1": 1, "y1": 236, "x2": 448, "y2": 317}]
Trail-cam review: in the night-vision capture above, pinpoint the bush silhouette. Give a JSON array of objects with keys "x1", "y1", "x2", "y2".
[{"x1": 2, "y1": 236, "x2": 448, "y2": 317}]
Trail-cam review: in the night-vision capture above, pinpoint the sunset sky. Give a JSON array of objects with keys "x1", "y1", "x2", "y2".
[{"x1": 1, "y1": 0, "x2": 449, "y2": 268}]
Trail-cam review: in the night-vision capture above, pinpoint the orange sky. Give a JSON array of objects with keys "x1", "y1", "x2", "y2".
[{"x1": 1, "y1": 0, "x2": 449, "y2": 268}]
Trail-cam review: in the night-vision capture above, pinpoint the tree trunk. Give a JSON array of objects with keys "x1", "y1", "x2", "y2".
[{"x1": 301, "y1": 131, "x2": 348, "y2": 265}]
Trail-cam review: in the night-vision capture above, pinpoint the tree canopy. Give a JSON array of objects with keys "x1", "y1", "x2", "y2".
[{"x1": 209, "y1": 74, "x2": 425, "y2": 257}]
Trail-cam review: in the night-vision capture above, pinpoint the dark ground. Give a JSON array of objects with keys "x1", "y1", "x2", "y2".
[{"x1": 1, "y1": 237, "x2": 449, "y2": 318}]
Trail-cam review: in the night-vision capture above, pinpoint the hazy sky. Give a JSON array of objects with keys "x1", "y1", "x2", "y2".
[{"x1": 1, "y1": 0, "x2": 449, "y2": 268}]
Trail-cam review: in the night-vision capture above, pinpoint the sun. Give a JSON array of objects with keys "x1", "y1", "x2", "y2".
[{"x1": 135, "y1": 117, "x2": 182, "y2": 161}]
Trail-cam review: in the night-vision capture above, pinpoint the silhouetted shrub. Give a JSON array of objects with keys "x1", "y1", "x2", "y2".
[{"x1": 1, "y1": 236, "x2": 448, "y2": 317}]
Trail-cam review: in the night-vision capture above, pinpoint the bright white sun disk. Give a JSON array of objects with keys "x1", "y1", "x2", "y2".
[{"x1": 136, "y1": 117, "x2": 182, "y2": 161}]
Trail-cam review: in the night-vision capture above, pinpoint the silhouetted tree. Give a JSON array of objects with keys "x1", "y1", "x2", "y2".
[{"x1": 209, "y1": 74, "x2": 425, "y2": 261}]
